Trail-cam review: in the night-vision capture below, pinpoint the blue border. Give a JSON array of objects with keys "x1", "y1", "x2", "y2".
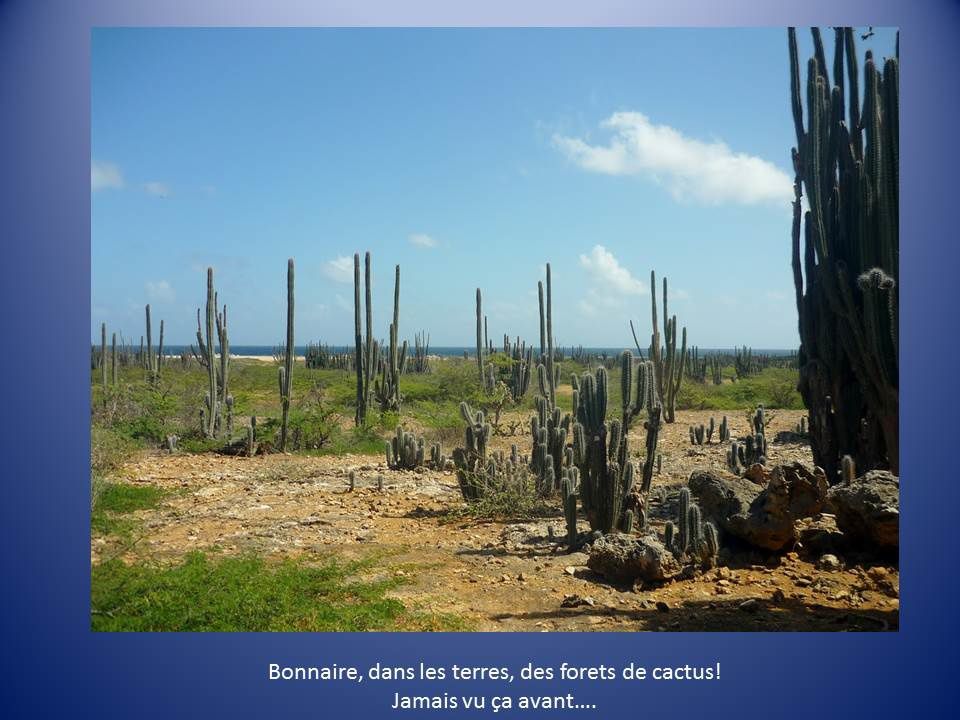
[{"x1": 2, "y1": 1, "x2": 958, "y2": 717}]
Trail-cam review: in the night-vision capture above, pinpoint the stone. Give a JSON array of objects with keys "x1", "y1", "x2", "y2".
[
  {"x1": 795, "y1": 513, "x2": 844, "y2": 555},
  {"x1": 827, "y1": 471, "x2": 899, "y2": 549},
  {"x1": 818, "y1": 554, "x2": 841, "y2": 571},
  {"x1": 688, "y1": 463, "x2": 828, "y2": 551},
  {"x1": 587, "y1": 533, "x2": 681, "y2": 584},
  {"x1": 739, "y1": 598, "x2": 760, "y2": 612}
]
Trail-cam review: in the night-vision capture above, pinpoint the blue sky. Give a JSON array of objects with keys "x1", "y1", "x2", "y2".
[{"x1": 91, "y1": 27, "x2": 897, "y2": 348}]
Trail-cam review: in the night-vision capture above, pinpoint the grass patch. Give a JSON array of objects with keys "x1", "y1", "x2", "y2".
[
  {"x1": 91, "y1": 552, "x2": 462, "y2": 631},
  {"x1": 91, "y1": 482, "x2": 168, "y2": 537}
]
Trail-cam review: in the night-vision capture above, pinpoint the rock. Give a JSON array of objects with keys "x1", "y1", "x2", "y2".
[
  {"x1": 739, "y1": 598, "x2": 760, "y2": 612},
  {"x1": 743, "y1": 463, "x2": 771, "y2": 485},
  {"x1": 818, "y1": 554, "x2": 841, "y2": 571},
  {"x1": 795, "y1": 513, "x2": 844, "y2": 555},
  {"x1": 688, "y1": 463, "x2": 828, "y2": 551},
  {"x1": 656, "y1": 601, "x2": 670, "y2": 613},
  {"x1": 827, "y1": 471, "x2": 899, "y2": 549},
  {"x1": 561, "y1": 594, "x2": 595, "y2": 608},
  {"x1": 587, "y1": 534, "x2": 681, "y2": 584},
  {"x1": 771, "y1": 588, "x2": 786, "y2": 603}
]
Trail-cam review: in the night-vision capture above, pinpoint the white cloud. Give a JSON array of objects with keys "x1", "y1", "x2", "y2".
[
  {"x1": 553, "y1": 111, "x2": 793, "y2": 206},
  {"x1": 91, "y1": 161, "x2": 124, "y2": 191},
  {"x1": 145, "y1": 280, "x2": 175, "y2": 303},
  {"x1": 576, "y1": 245, "x2": 648, "y2": 316},
  {"x1": 144, "y1": 181, "x2": 170, "y2": 198},
  {"x1": 323, "y1": 256, "x2": 355, "y2": 284},
  {"x1": 409, "y1": 233, "x2": 438, "y2": 248}
]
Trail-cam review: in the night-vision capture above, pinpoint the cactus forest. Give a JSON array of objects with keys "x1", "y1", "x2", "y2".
[{"x1": 90, "y1": 28, "x2": 898, "y2": 632}]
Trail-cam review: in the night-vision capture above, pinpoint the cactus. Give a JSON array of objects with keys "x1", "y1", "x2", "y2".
[
  {"x1": 157, "y1": 319, "x2": 164, "y2": 378},
  {"x1": 561, "y1": 468, "x2": 579, "y2": 548},
  {"x1": 110, "y1": 332, "x2": 117, "y2": 385},
  {"x1": 571, "y1": 365, "x2": 640, "y2": 534},
  {"x1": 411, "y1": 331, "x2": 431, "y2": 374},
  {"x1": 353, "y1": 252, "x2": 377, "y2": 426},
  {"x1": 348, "y1": 470, "x2": 356, "y2": 492},
  {"x1": 509, "y1": 339, "x2": 533, "y2": 401},
  {"x1": 788, "y1": 28, "x2": 899, "y2": 478},
  {"x1": 719, "y1": 416, "x2": 730, "y2": 443},
  {"x1": 646, "y1": 272, "x2": 688, "y2": 423},
  {"x1": 202, "y1": 268, "x2": 217, "y2": 438},
  {"x1": 145, "y1": 304, "x2": 154, "y2": 379},
  {"x1": 99, "y1": 322, "x2": 107, "y2": 398},
  {"x1": 665, "y1": 487, "x2": 718, "y2": 566},
  {"x1": 278, "y1": 259, "x2": 295, "y2": 450},
  {"x1": 377, "y1": 474, "x2": 384, "y2": 492},
  {"x1": 536, "y1": 264, "x2": 557, "y2": 411},
  {"x1": 386, "y1": 426, "x2": 425, "y2": 470},
  {"x1": 727, "y1": 440, "x2": 743, "y2": 475},
  {"x1": 453, "y1": 402, "x2": 530, "y2": 501},
  {"x1": 622, "y1": 509, "x2": 635, "y2": 534},
  {"x1": 841, "y1": 454, "x2": 856, "y2": 485},
  {"x1": 530, "y1": 395, "x2": 569, "y2": 495},
  {"x1": 475, "y1": 288, "x2": 484, "y2": 386},
  {"x1": 429, "y1": 442, "x2": 445, "y2": 470},
  {"x1": 374, "y1": 265, "x2": 407, "y2": 411}
]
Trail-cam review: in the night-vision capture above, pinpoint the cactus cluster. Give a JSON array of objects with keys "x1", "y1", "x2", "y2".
[
  {"x1": 646, "y1": 272, "x2": 688, "y2": 423},
  {"x1": 452, "y1": 401, "x2": 530, "y2": 501},
  {"x1": 688, "y1": 418, "x2": 716, "y2": 446},
  {"x1": 374, "y1": 265, "x2": 407, "y2": 412},
  {"x1": 386, "y1": 426, "x2": 425, "y2": 470},
  {"x1": 788, "y1": 28, "x2": 899, "y2": 478},
  {"x1": 509, "y1": 338, "x2": 533, "y2": 401},
  {"x1": 411, "y1": 332, "x2": 431, "y2": 374},
  {"x1": 305, "y1": 342, "x2": 354, "y2": 370},
  {"x1": 664, "y1": 488, "x2": 719, "y2": 567},
  {"x1": 530, "y1": 395, "x2": 570, "y2": 495},
  {"x1": 570, "y1": 358, "x2": 660, "y2": 535}
]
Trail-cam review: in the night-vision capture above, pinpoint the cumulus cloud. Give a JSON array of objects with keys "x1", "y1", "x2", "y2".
[
  {"x1": 553, "y1": 112, "x2": 793, "y2": 206},
  {"x1": 145, "y1": 280, "x2": 175, "y2": 303},
  {"x1": 408, "y1": 233, "x2": 438, "y2": 248},
  {"x1": 91, "y1": 161, "x2": 124, "y2": 191},
  {"x1": 323, "y1": 256, "x2": 354, "y2": 284},
  {"x1": 143, "y1": 181, "x2": 170, "y2": 198},
  {"x1": 577, "y1": 245, "x2": 647, "y2": 316}
]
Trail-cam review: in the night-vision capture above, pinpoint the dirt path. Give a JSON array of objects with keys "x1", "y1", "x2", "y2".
[{"x1": 93, "y1": 410, "x2": 898, "y2": 631}]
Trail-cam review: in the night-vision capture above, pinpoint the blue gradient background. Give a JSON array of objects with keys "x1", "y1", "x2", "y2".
[{"x1": 2, "y1": 1, "x2": 957, "y2": 717}]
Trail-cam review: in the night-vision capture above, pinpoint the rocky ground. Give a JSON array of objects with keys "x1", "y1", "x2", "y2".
[{"x1": 92, "y1": 409, "x2": 898, "y2": 631}]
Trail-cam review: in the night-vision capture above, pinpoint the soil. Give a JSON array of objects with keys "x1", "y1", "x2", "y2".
[{"x1": 93, "y1": 409, "x2": 898, "y2": 631}]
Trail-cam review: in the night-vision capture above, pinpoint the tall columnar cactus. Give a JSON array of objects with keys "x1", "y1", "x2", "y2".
[
  {"x1": 145, "y1": 304, "x2": 154, "y2": 379},
  {"x1": 100, "y1": 322, "x2": 107, "y2": 397},
  {"x1": 353, "y1": 252, "x2": 377, "y2": 426},
  {"x1": 530, "y1": 394, "x2": 569, "y2": 495},
  {"x1": 646, "y1": 272, "x2": 687, "y2": 423},
  {"x1": 110, "y1": 332, "x2": 117, "y2": 385},
  {"x1": 666, "y1": 487, "x2": 718, "y2": 566},
  {"x1": 788, "y1": 27, "x2": 899, "y2": 478},
  {"x1": 561, "y1": 468, "x2": 580, "y2": 547},
  {"x1": 537, "y1": 264, "x2": 557, "y2": 410},
  {"x1": 475, "y1": 288, "x2": 484, "y2": 385},
  {"x1": 203, "y1": 268, "x2": 218, "y2": 438},
  {"x1": 509, "y1": 339, "x2": 532, "y2": 401},
  {"x1": 157, "y1": 319, "x2": 164, "y2": 378},
  {"x1": 375, "y1": 265, "x2": 407, "y2": 411},
  {"x1": 216, "y1": 303, "x2": 229, "y2": 412},
  {"x1": 279, "y1": 259, "x2": 295, "y2": 450}
]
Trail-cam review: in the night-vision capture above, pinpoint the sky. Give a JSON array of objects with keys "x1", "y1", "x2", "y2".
[{"x1": 91, "y1": 27, "x2": 898, "y2": 349}]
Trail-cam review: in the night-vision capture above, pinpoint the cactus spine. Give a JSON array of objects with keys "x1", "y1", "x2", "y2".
[
  {"x1": 788, "y1": 27, "x2": 899, "y2": 478},
  {"x1": 279, "y1": 259, "x2": 294, "y2": 450}
]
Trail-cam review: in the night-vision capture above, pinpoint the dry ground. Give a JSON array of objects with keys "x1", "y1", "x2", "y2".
[{"x1": 92, "y1": 409, "x2": 898, "y2": 631}]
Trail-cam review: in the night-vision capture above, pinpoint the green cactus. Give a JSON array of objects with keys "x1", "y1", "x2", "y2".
[
  {"x1": 99, "y1": 322, "x2": 107, "y2": 399},
  {"x1": 145, "y1": 304, "x2": 154, "y2": 379},
  {"x1": 353, "y1": 252, "x2": 377, "y2": 426},
  {"x1": 475, "y1": 288, "x2": 484, "y2": 386},
  {"x1": 646, "y1": 272, "x2": 688, "y2": 423},
  {"x1": 386, "y1": 425, "x2": 425, "y2": 470},
  {"x1": 788, "y1": 28, "x2": 899, "y2": 478},
  {"x1": 110, "y1": 331, "x2": 117, "y2": 385},
  {"x1": 561, "y1": 468, "x2": 579, "y2": 548},
  {"x1": 719, "y1": 416, "x2": 730, "y2": 443},
  {"x1": 203, "y1": 268, "x2": 217, "y2": 438},
  {"x1": 374, "y1": 265, "x2": 407, "y2": 412}
]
